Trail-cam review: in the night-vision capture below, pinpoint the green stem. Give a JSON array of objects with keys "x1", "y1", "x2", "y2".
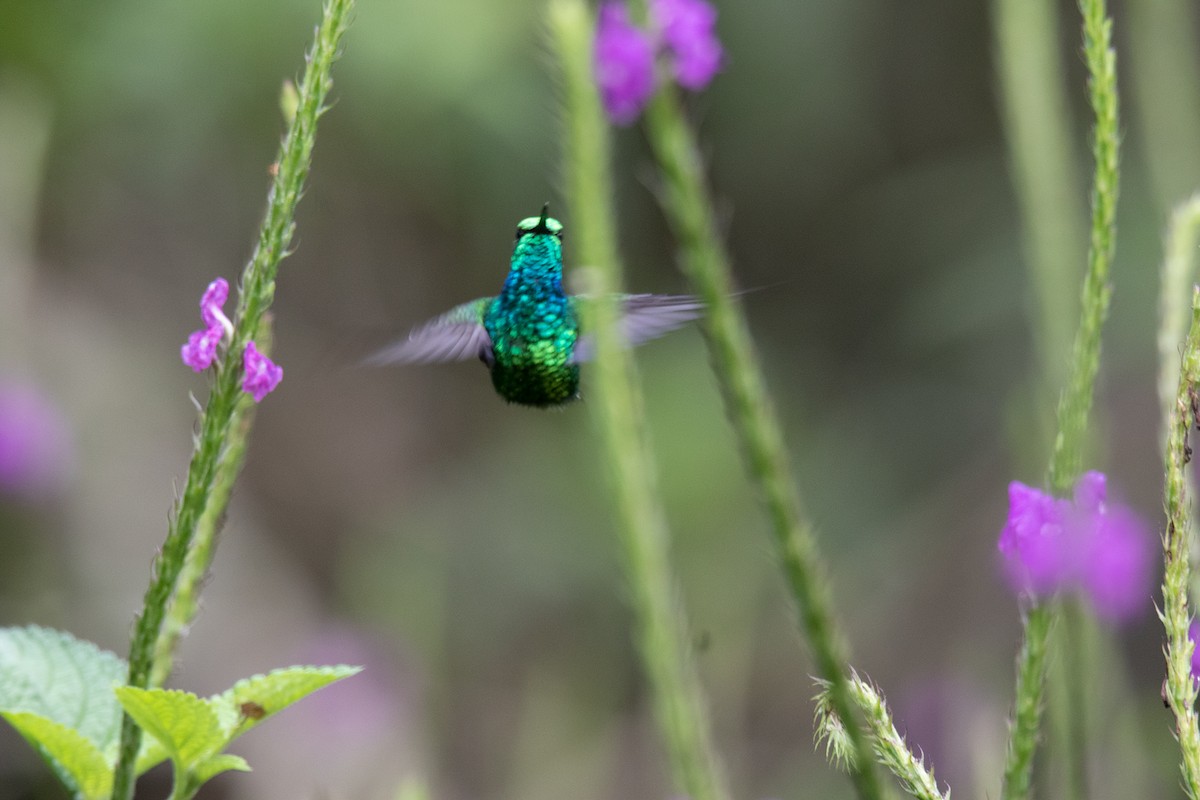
[
  {"x1": 1046, "y1": 0, "x2": 1119, "y2": 497},
  {"x1": 1061, "y1": 601, "x2": 1088, "y2": 800},
  {"x1": 149, "y1": 322, "x2": 272, "y2": 688},
  {"x1": 1002, "y1": 604, "x2": 1054, "y2": 800},
  {"x1": 547, "y1": 5, "x2": 729, "y2": 800},
  {"x1": 1158, "y1": 195, "x2": 1200, "y2": 447},
  {"x1": 1000, "y1": 2, "x2": 1120, "y2": 797},
  {"x1": 816, "y1": 674, "x2": 949, "y2": 800},
  {"x1": 1157, "y1": 196, "x2": 1200, "y2": 605},
  {"x1": 635, "y1": 67, "x2": 884, "y2": 800},
  {"x1": 109, "y1": 3, "x2": 353, "y2": 797},
  {"x1": 1162, "y1": 294, "x2": 1200, "y2": 800}
]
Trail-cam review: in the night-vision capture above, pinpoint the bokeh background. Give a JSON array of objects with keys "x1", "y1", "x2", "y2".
[{"x1": 0, "y1": 0, "x2": 1197, "y2": 798}]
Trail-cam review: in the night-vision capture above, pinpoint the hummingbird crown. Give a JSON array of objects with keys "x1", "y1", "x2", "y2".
[{"x1": 515, "y1": 204, "x2": 563, "y2": 239}]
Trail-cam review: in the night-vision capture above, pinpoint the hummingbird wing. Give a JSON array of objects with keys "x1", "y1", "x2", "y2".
[
  {"x1": 570, "y1": 293, "x2": 704, "y2": 362},
  {"x1": 364, "y1": 298, "x2": 494, "y2": 365}
]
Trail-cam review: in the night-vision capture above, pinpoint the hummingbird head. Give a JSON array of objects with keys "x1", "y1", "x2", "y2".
[{"x1": 516, "y1": 204, "x2": 563, "y2": 240}]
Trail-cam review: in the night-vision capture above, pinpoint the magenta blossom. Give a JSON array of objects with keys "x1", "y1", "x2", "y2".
[
  {"x1": 181, "y1": 326, "x2": 222, "y2": 372},
  {"x1": 593, "y1": 0, "x2": 722, "y2": 124},
  {"x1": 199, "y1": 277, "x2": 232, "y2": 333},
  {"x1": 997, "y1": 471, "x2": 1153, "y2": 623},
  {"x1": 242, "y1": 341, "x2": 283, "y2": 402},
  {"x1": 997, "y1": 480, "x2": 1071, "y2": 594},
  {"x1": 181, "y1": 278, "x2": 233, "y2": 372},
  {"x1": 651, "y1": 0, "x2": 723, "y2": 89},
  {"x1": 595, "y1": 3, "x2": 657, "y2": 125}
]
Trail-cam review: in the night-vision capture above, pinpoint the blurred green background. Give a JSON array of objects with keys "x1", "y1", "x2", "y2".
[{"x1": 0, "y1": 0, "x2": 1196, "y2": 797}]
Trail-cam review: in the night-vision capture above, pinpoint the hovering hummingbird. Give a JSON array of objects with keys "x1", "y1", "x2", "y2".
[{"x1": 368, "y1": 206, "x2": 703, "y2": 408}]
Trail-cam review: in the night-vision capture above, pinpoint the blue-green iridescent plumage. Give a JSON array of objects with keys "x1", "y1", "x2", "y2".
[
  {"x1": 369, "y1": 207, "x2": 703, "y2": 408},
  {"x1": 483, "y1": 213, "x2": 581, "y2": 406}
]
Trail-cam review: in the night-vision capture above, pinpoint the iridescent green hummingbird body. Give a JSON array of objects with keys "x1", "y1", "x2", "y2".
[{"x1": 369, "y1": 207, "x2": 702, "y2": 408}]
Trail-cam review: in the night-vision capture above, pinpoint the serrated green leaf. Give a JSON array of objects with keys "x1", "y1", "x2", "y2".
[
  {"x1": 211, "y1": 664, "x2": 361, "y2": 743},
  {"x1": 1, "y1": 711, "x2": 112, "y2": 800},
  {"x1": 114, "y1": 687, "x2": 224, "y2": 769},
  {"x1": 0, "y1": 626, "x2": 126, "y2": 755},
  {"x1": 192, "y1": 753, "x2": 251, "y2": 784}
]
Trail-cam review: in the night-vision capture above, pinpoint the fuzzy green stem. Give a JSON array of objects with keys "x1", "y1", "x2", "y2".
[
  {"x1": 548, "y1": 5, "x2": 729, "y2": 800},
  {"x1": 1158, "y1": 195, "x2": 1200, "y2": 444},
  {"x1": 1061, "y1": 601, "x2": 1089, "y2": 800},
  {"x1": 109, "y1": 3, "x2": 353, "y2": 798},
  {"x1": 1162, "y1": 289, "x2": 1200, "y2": 799},
  {"x1": 816, "y1": 674, "x2": 949, "y2": 800},
  {"x1": 1000, "y1": 3, "x2": 1120, "y2": 797},
  {"x1": 1047, "y1": 0, "x2": 1118, "y2": 496},
  {"x1": 633, "y1": 59, "x2": 884, "y2": 800},
  {"x1": 1002, "y1": 604, "x2": 1054, "y2": 800},
  {"x1": 148, "y1": 322, "x2": 273, "y2": 688},
  {"x1": 1158, "y1": 196, "x2": 1200, "y2": 606},
  {"x1": 992, "y1": 0, "x2": 1087, "y2": 398}
]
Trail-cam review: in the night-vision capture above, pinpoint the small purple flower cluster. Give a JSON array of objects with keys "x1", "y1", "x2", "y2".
[
  {"x1": 593, "y1": 0, "x2": 722, "y2": 125},
  {"x1": 997, "y1": 471, "x2": 1152, "y2": 623},
  {"x1": 180, "y1": 278, "x2": 282, "y2": 402}
]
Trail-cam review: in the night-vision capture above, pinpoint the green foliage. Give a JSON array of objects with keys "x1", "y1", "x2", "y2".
[
  {"x1": 0, "y1": 625, "x2": 360, "y2": 800},
  {"x1": 114, "y1": 666, "x2": 359, "y2": 800},
  {"x1": 213, "y1": 664, "x2": 362, "y2": 732},
  {"x1": 0, "y1": 625, "x2": 125, "y2": 749},
  {"x1": 114, "y1": 688, "x2": 226, "y2": 768},
  {"x1": 111, "y1": 1, "x2": 356, "y2": 796},
  {"x1": 0, "y1": 626, "x2": 143, "y2": 799},
  {"x1": 1, "y1": 712, "x2": 113, "y2": 800}
]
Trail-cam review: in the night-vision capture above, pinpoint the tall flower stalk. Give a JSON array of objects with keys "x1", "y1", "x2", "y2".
[
  {"x1": 548, "y1": 4, "x2": 729, "y2": 800},
  {"x1": 597, "y1": 5, "x2": 884, "y2": 798},
  {"x1": 999, "y1": 1, "x2": 1120, "y2": 798},
  {"x1": 1161, "y1": 283, "x2": 1200, "y2": 800},
  {"x1": 109, "y1": 2, "x2": 354, "y2": 797}
]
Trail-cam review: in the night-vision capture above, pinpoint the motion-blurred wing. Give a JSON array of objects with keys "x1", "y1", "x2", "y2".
[
  {"x1": 571, "y1": 293, "x2": 704, "y2": 362},
  {"x1": 365, "y1": 298, "x2": 493, "y2": 365}
]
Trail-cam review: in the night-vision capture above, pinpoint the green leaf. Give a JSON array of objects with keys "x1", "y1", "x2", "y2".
[
  {"x1": 1, "y1": 711, "x2": 112, "y2": 800},
  {"x1": 212, "y1": 664, "x2": 362, "y2": 742},
  {"x1": 0, "y1": 626, "x2": 126, "y2": 754},
  {"x1": 192, "y1": 753, "x2": 251, "y2": 784},
  {"x1": 113, "y1": 687, "x2": 224, "y2": 769}
]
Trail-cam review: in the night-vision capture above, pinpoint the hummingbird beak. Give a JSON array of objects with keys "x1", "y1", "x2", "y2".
[{"x1": 538, "y1": 203, "x2": 550, "y2": 231}]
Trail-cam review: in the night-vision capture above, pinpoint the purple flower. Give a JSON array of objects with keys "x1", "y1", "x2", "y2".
[
  {"x1": 1079, "y1": 504, "x2": 1152, "y2": 622},
  {"x1": 200, "y1": 277, "x2": 232, "y2": 332},
  {"x1": 181, "y1": 277, "x2": 234, "y2": 372},
  {"x1": 0, "y1": 381, "x2": 72, "y2": 500},
  {"x1": 594, "y1": 2, "x2": 656, "y2": 125},
  {"x1": 181, "y1": 326, "x2": 222, "y2": 372},
  {"x1": 997, "y1": 471, "x2": 1154, "y2": 623},
  {"x1": 651, "y1": 0, "x2": 723, "y2": 89},
  {"x1": 242, "y1": 341, "x2": 283, "y2": 402},
  {"x1": 593, "y1": 0, "x2": 722, "y2": 124},
  {"x1": 997, "y1": 481, "x2": 1071, "y2": 594}
]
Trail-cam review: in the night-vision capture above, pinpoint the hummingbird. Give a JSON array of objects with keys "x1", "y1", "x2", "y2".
[{"x1": 368, "y1": 206, "x2": 703, "y2": 408}]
